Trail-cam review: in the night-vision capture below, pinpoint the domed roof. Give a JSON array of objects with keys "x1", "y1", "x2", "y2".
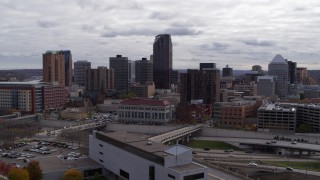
[{"x1": 269, "y1": 54, "x2": 287, "y2": 65}]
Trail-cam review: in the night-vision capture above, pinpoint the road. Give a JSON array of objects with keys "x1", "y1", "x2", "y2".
[
  {"x1": 207, "y1": 166, "x2": 242, "y2": 180},
  {"x1": 205, "y1": 161, "x2": 320, "y2": 177},
  {"x1": 198, "y1": 136, "x2": 320, "y2": 152}
]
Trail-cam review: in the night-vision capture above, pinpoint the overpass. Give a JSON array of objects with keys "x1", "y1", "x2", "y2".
[
  {"x1": 148, "y1": 124, "x2": 203, "y2": 144},
  {"x1": 199, "y1": 137, "x2": 320, "y2": 156}
]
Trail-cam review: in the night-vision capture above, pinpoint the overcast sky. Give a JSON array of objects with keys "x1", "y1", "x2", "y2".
[{"x1": 1, "y1": 0, "x2": 320, "y2": 70}]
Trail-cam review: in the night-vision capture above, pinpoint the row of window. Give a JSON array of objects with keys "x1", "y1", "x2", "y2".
[{"x1": 119, "y1": 111, "x2": 169, "y2": 120}]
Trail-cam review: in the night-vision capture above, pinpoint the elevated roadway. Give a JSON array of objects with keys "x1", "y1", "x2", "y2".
[{"x1": 148, "y1": 124, "x2": 203, "y2": 144}]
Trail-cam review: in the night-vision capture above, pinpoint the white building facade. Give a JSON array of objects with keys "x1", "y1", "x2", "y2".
[
  {"x1": 89, "y1": 131, "x2": 207, "y2": 180},
  {"x1": 118, "y1": 99, "x2": 174, "y2": 125}
]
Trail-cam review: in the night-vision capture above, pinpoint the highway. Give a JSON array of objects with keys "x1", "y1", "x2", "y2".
[
  {"x1": 199, "y1": 136, "x2": 320, "y2": 152},
  {"x1": 148, "y1": 124, "x2": 203, "y2": 143},
  {"x1": 204, "y1": 161, "x2": 320, "y2": 177}
]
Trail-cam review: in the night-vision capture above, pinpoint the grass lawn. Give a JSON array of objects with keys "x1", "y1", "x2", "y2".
[
  {"x1": 262, "y1": 161, "x2": 320, "y2": 172},
  {"x1": 186, "y1": 140, "x2": 241, "y2": 150}
]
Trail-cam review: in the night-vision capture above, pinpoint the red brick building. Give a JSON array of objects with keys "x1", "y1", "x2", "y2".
[{"x1": 43, "y1": 84, "x2": 67, "y2": 112}]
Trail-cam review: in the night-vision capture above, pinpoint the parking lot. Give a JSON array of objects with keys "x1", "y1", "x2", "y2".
[{"x1": 0, "y1": 141, "x2": 87, "y2": 168}]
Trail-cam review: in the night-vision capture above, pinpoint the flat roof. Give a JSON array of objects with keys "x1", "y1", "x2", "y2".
[
  {"x1": 36, "y1": 156, "x2": 100, "y2": 173},
  {"x1": 259, "y1": 103, "x2": 296, "y2": 112},
  {"x1": 0, "y1": 80, "x2": 43, "y2": 85},
  {"x1": 170, "y1": 162, "x2": 206, "y2": 173},
  {"x1": 97, "y1": 131, "x2": 170, "y2": 157}
]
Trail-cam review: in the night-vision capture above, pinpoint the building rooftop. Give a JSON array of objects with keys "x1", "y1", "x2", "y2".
[
  {"x1": 170, "y1": 162, "x2": 206, "y2": 173},
  {"x1": 120, "y1": 98, "x2": 171, "y2": 106},
  {"x1": 96, "y1": 131, "x2": 170, "y2": 158},
  {"x1": 37, "y1": 156, "x2": 100, "y2": 173},
  {"x1": 259, "y1": 102, "x2": 296, "y2": 112},
  {"x1": 270, "y1": 54, "x2": 287, "y2": 65},
  {"x1": 0, "y1": 80, "x2": 43, "y2": 85}
]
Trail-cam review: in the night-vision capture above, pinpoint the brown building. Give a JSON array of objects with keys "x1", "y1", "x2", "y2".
[
  {"x1": 180, "y1": 68, "x2": 220, "y2": 105},
  {"x1": 86, "y1": 66, "x2": 114, "y2": 92},
  {"x1": 176, "y1": 103, "x2": 212, "y2": 123},
  {"x1": 129, "y1": 82, "x2": 155, "y2": 98},
  {"x1": 43, "y1": 84, "x2": 67, "y2": 112},
  {"x1": 296, "y1": 67, "x2": 308, "y2": 84},
  {"x1": 43, "y1": 50, "x2": 72, "y2": 86},
  {"x1": 214, "y1": 100, "x2": 261, "y2": 128}
]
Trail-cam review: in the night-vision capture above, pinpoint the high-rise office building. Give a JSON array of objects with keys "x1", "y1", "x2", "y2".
[
  {"x1": 180, "y1": 64, "x2": 220, "y2": 105},
  {"x1": 257, "y1": 76, "x2": 276, "y2": 97},
  {"x1": 200, "y1": 63, "x2": 216, "y2": 70},
  {"x1": 287, "y1": 61, "x2": 297, "y2": 84},
  {"x1": 74, "y1": 60, "x2": 91, "y2": 87},
  {"x1": 135, "y1": 58, "x2": 153, "y2": 84},
  {"x1": 86, "y1": 66, "x2": 114, "y2": 91},
  {"x1": 43, "y1": 50, "x2": 72, "y2": 86},
  {"x1": 222, "y1": 65, "x2": 233, "y2": 77},
  {"x1": 268, "y1": 54, "x2": 289, "y2": 99},
  {"x1": 153, "y1": 34, "x2": 172, "y2": 89},
  {"x1": 110, "y1": 55, "x2": 129, "y2": 91}
]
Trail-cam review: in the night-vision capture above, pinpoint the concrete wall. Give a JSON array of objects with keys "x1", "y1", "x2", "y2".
[{"x1": 105, "y1": 124, "x2": 184, "y2": 135}]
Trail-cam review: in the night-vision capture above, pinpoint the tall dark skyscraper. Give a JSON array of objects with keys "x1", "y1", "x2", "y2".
[
  {"x1": 287, "y1": 61, "x2": 297, "y2": 84},
  {"x1": 180, "y1": 64, "x2": 220, "y2": 105},
  {"x1": 222, "y1": 65, "x2": 233, "y2": 77},
  {"x1": 135, "y1": 58, "x2": 153, "y2": 84},
  {"x1": 74, "y1": 60, "x2": 91, "y2": 87},
  {"x1": 110, "y1": 55, "x2": 129, "y2": 92},
  {"x1": 153, "y1": 34, "x2": 172, "y2": 89}
]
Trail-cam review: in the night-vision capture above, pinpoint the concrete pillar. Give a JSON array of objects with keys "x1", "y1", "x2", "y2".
[
  {"x1": 307, "y1": 151, "x2": 311, "y2": 156},
  {"x1": 187, "y1": 135, "x2": 190, "y2": 142},
  {"x1": 290, "y1": 149, "x2": 294, "y2": 156},
  {"x1": 299, "y1": 150, "x2": 303, "y2": 156}
]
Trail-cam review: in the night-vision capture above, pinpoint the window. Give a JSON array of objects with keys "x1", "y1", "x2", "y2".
[
  {"x1": 99, "y1": 151, "x2": 103, "y2": 155},
  {"x1": 184, "y1": 173, "x2": 204, "y2": 180},
  {"x1": 120, "y1": 169, "x2": 129, "y2": 180},
  {"x1": 168, "y1": 174, "x2": 175, "y2": 179},
  {"x1": 99, "y1": 159, "x2": 104, "y2": 163},
  {"x1": 149, "y1": 166, "x2": 155, "y2": 180},
  {"x1": 99, "y1": 144, "x2": 103, "y2": 147}
]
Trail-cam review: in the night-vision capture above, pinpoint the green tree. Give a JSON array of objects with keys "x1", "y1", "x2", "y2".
[
  {"x1": 27, "y1": 161, "x2": 42, "y2": 180},
  {"x1": 7, "y1": 167, "x2": 29, "y2": 180},
  {"x1": 62, "y1": 169, "x2": 82, "y2": 180},
  {"x1": 296, "y1": 124, "x2": 311, "y2": 133}
]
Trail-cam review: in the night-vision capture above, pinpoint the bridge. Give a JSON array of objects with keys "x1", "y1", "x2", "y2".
[
  {"x1": 148, "y1": 124, "x2": 203, "y2": 144},
  {"x1": 199, "y1": 136, "x2": 320, "y2": 156}
]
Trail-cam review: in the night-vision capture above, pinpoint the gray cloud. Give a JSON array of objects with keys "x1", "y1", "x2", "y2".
[
  {"x1": 241, "y1": 39, "x2": 275, "y2": 46},
  {"x1": 149, "y1": 12, "x2": 175, "y2": 20},
  {"x1": 1, "y1": 0, "x2": 320, "y2": 70},
  {"x1": 163, "y1": 27, "x2": 202, "y2": 36},
  {"x1": 200, "y1": 42, "x2": 230, "y2": 51},
  {"x1": 37, "y1": 20, "x2": 58, "y2": 28},
  {"x1": 101, "y1": 28, "x2": 157, "y2": 38}
]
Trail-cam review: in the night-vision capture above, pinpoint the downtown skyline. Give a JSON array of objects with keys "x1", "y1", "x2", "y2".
[{"x1": 1, "y1": 0, "x2": 320, "y2": 70}]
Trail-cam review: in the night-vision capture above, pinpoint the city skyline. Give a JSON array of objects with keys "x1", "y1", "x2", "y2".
[{"x1": 1, "y1": 0, "x2": 320, "y2": 70}]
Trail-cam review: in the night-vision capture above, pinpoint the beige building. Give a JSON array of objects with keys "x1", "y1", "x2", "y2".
[
  {"x1": 86, "y1": 66, "x2": 114, "y2": 91},
  {"x1": 129, "y1": 82, "x2": 155, "y2": 98},
  {"x1": 43, "y1": 50, "x2": 72, "y2": 86}
]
